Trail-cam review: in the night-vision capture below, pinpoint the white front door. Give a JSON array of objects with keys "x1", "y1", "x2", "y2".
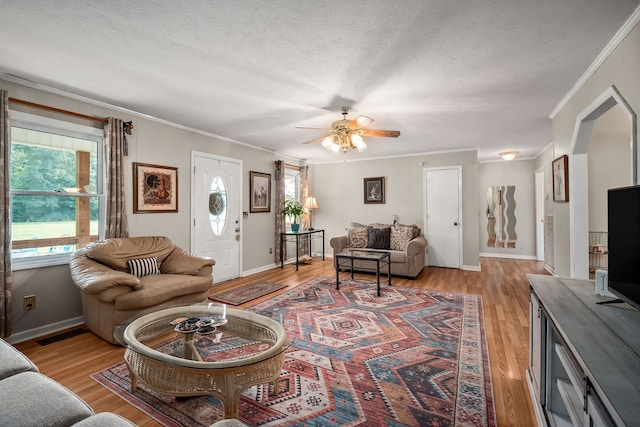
[
  {"x1": 424, "y1": 166, "x2": 462, "y2": 268},
  {"x1": 191, "y1": 152, "x2": 242, "y2": 283}
]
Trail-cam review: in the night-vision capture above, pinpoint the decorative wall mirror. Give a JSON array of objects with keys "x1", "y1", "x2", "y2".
[{"x1": 486, "y1": 185, "x2": 517, "y2": 248}]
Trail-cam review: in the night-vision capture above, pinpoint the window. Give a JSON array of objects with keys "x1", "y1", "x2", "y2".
[
  {"x1": 10, "y1": 111, "x2": 105, "y2": 269},
  {"x1": 284, "y1": 167, "x2": 300, "y2": 225}
]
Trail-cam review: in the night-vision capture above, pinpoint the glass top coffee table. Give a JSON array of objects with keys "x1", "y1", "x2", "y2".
[
  {"x1": 335, "y1": 249, "x2": 392, "y2": 296},
  {"x1": 120, "y1": 303, "x2": 287, "y2": 419}
]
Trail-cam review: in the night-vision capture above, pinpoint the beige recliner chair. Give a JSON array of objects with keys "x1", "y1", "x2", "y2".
[{"x1": 69, "y1": 236, "x2": 215, "y2": 344}]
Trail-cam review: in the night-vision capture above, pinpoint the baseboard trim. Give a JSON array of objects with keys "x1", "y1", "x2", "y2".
[
  {"x1": 462, "y1": 264, "x2": 481, "y2": 272},
  {"x1": 242, "y1": 263, "x2": 278, "y2": 277},
  {"x1": 480, "y1": 252, "x2": 538, "y2": 260},
  {"x1": 8, "y1": 316, "x2": 84, "y2": 345}
]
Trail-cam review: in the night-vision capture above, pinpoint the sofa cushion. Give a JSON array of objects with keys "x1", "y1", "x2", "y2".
[
  {"x1": 367, "y1": 226, "x2": 391, "y2": 249},
  {"x1": 127, "y1": 256, "x2": 161, "y2": 277},
  {"x1": 114, "y1": 273, "x2": 212, "y2": 311},
  {"x1": 0, "y1": 339, "x2": 38, "y2": 380},
  {"x1": 347, "y1": 225, "x2": 369, "y2": 248},
  {"x1": 390, "y1": 225, "x2": 415, "y2": 251},
  {"x1": 0, "y1": 372, "x2": 93, "y2": 426},
  {"x1": 86, "y1": 236, "x2": 174, "y2": 271},
  {"x1": 397, "y1": 223, "x2": 420, "y2": 238}
]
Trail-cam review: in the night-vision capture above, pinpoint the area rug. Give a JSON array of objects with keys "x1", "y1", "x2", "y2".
[
  {"x1": 208, "y1": 281, "x2": 287, "y2": 305},
  {"x1": 92, "y1": 276, "x2": 496, "y2": 426}
]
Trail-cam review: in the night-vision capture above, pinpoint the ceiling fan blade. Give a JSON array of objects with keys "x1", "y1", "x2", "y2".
[
  {"x1": 295, "y1": 126, "x2": 334, "y2": 131},
  {"x1": 360, "y1": 129, "x2": 401, "y2": 138},
  {"x1": 301, "y1": 135, "x2": 330, "y2": 144},
  {"x1": 347, "y1": 115, "x2": 374, "y2": 129}
]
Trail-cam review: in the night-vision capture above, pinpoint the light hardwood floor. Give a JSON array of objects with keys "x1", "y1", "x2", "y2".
[{"x1": 14, "y1": 257, "x2": 547, "y2": 426}]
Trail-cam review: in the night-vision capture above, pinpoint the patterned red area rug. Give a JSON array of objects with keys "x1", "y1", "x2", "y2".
[
  {"x1": 92, "y1": 276, "x2": 496, "y2": 426},
  {"x1": 208, "y1": 281, "x2": 287, "y2": 305}
]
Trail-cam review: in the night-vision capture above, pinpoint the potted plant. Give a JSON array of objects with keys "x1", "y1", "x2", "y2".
[{"x1": 284, "y1": 199, "x2": 304, "y2": 232}]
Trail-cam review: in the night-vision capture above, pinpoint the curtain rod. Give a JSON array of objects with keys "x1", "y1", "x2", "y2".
[{"x1": 8, "y1": 97, "x2": 108, "y2": 124}]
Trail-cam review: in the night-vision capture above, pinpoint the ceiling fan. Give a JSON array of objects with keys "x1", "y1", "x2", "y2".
[{"x1": 297, "y1": 106, "x2": 400, "y2": 153}]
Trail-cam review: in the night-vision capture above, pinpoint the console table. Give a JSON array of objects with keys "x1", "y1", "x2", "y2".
[
  {"x1": 527, "y1": 275, "x2": 640, "y2": 426},
  {"x1": 280, "y1": 229, "x2": 325, "y2": 270}
]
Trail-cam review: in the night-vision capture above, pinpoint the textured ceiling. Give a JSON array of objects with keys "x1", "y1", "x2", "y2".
[{"x1": 0, "y1": 0, "x2": 638, "y2": 163}]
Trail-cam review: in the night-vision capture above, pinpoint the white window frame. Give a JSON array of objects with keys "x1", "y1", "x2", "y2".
[
  {"x1": 10, "y1": 110, "x2": 106, "y2": 270},
  {"x1": 284, "y1": 167, "x2": 300, "y2": 226}
]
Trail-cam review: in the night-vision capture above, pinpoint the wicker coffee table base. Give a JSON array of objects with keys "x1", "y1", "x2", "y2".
[{"x1": 124, "y1": 347, "x2": 284, "y2": 418}]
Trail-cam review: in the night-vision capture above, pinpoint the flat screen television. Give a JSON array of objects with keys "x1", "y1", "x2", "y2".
[{"x1": 607, "y1": 185, "x2": 640, "y2": 310}]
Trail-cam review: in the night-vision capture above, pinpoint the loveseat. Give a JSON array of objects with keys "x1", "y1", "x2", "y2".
[
  {"x1": 70, "y1": 236, "x2": 215, "y2": 344},
  {"x1": 0, "y1": 338, "x2": 135, "y2": 426},
  {"x1": 330, "y1": 222, "x2": 427, "y2": 278}
]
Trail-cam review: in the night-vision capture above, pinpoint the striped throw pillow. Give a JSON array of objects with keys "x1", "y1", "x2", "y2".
[{"x1": 128, "y1": 256, "x2": 161, "y2": 277}]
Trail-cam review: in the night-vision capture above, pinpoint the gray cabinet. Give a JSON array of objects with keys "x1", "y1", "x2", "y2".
[{"x1": 527, "y1": 275, "x2": 640, "y2": 427}]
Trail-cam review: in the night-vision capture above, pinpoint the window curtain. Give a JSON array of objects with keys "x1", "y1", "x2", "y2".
[
  {"x1": 104, "y1": 118, "x2": 129, "y2": 238},
  {"x1": 0, "y1": 90, "x2": 13, "y2": 339},
  {"x1": 274, "y1": 160, "x2": 285, "y2": 263},
  {"x1": 299, "y1": 164, "x2": 310, "y2": 256}
]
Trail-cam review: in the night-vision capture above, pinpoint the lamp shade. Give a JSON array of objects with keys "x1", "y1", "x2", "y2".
[{"x1": 304, "y1": 196, "x2": 318, "y2": 209}]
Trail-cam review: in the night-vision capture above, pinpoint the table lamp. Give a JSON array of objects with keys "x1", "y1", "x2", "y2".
[{"x1": 304, "y1": 196, "x2": 318, "y2": 230}]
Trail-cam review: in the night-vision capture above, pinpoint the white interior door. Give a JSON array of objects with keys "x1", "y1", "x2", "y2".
[
  {"x1": 191, "y1": 152, "x2": 242, "y2": 284},
  {"x1": 535, "y1": 168, "x2": 545, "y2": 261},
  {"x1": 425, "y1": 166, "x2": 462, "y2": 268}
]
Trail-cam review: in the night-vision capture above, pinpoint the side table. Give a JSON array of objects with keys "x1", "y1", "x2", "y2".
[{"x1": 280, "y1": 229, "x2": 325, "y2": 270}]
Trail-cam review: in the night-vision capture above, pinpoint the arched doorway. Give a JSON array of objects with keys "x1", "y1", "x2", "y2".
[{"x1": 569, "y1": 86, "x2": 637, "y2": 279}]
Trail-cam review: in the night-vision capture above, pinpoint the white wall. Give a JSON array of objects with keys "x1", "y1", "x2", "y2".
[
  {"x1": 312, "y1": 149, "x2": 481, "y2": 270},
  {"x1": 479, "y1": 159, "x2": 537, "y2": 259},
  {"x1": 587, "y1": 104, "x2": 632, "y2": 231},
  {"x1": 550, "y1": 15, "x2": 640, "y2": 277}
]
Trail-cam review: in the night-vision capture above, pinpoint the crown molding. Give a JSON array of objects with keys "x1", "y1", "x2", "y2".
[
  {"x1": 549, "y1": 5, "x2": 640, "y2": 119},
  {"x1": 0, "y1": 74, "x2": 278, "y2": 156}
]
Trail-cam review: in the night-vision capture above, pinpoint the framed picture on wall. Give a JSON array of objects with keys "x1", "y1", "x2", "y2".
[
  {"x1": 364, "y1": 176, "x2": 385, "y2": 204},
  {"x1": 250, "y1": 171, "x2": 271, "y2": 213},
  {"x1": 552, "y1": 155, "x2": 569, "y2": 202},
  {"x1": 133, "y1": 162, "x2": 178, "y2": 213}
]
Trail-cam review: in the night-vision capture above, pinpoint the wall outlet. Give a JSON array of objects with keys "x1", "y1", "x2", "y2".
[
  {"x1": 23, "y1": 295, "x2": 36, "y2": 311},
  {"x1": 269, "y1": 248, "x2": 273, "y2": 254}
]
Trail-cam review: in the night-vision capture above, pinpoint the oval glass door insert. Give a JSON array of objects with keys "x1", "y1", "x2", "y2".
[{"x1": 209, "y1": 176, "x2": 227, "y2": 236}]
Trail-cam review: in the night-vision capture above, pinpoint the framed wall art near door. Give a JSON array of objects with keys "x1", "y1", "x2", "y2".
[
  {"x1": 250, "y1": 171, "x2": 271, "y2": 213},
  {"x1": 133, "y1": 162, "x2": 178, "y2": 213},
  {"x1": 364, "y1": 176, "x2": 385, "y2": 204},
  {"x1": 552, "y1": 155, "x2": 569, "y2": 202}
]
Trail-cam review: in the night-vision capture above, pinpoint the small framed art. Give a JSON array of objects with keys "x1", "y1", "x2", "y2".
[
  {"x1": 250, "y1": 171, "x2": 271, "y2": 213},
  {"x1": 364, "y1": 177, "x2": 385, "y2": 204},
  {"x1": 133, "y1": 162, "x2": 178, "y2": 213},
  {"x1": 552, "y1": 155, "x2": 569, "y2": 202}
]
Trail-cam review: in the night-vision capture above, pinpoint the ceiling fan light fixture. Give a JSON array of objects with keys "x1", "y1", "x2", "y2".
[
  {"x1": 299, "y1": 107, "x2": 399, "y2": 155},
  {"x1": 351, "y1": 133, "x2": 366, "y2": 151},
  {"x1": 321, "y1": 135, "x2": 334, "y2": 150},
  {"x1": 330, "y1": 141, "x2": 341, "y2": 153},
  {"x1": 500, "y1": 151, "x2": 518, "y2": 161}
]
